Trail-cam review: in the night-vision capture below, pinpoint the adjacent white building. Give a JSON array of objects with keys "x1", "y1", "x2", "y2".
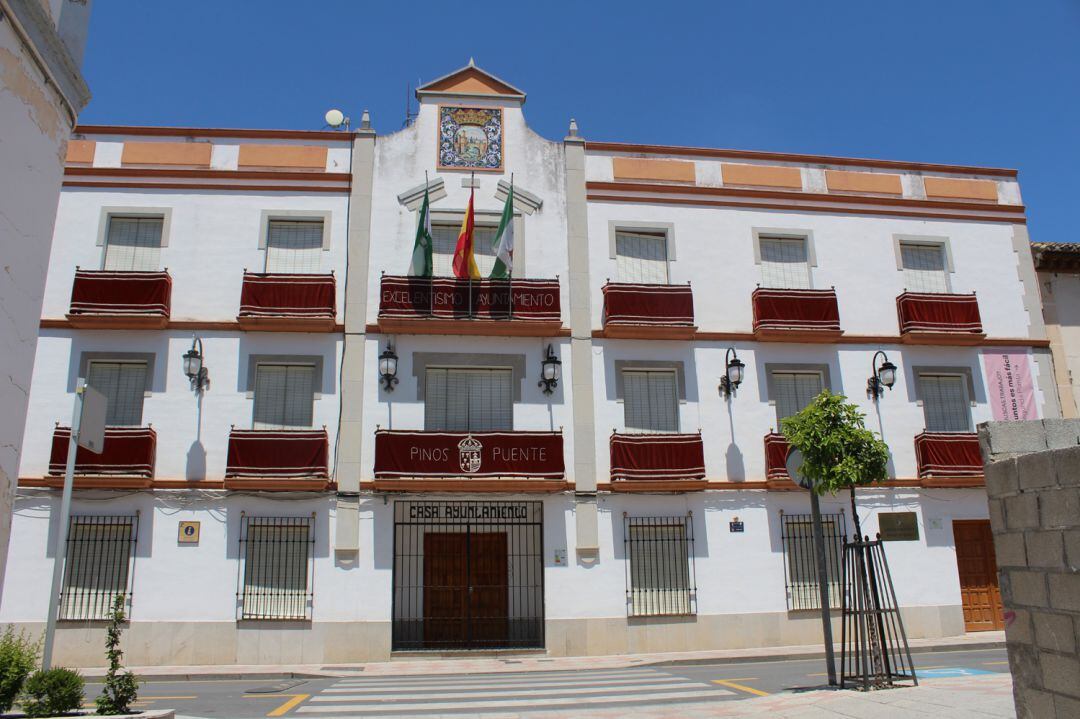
[{"x1": 0, "y1": 62, "x2": 1052, "y2": 665}]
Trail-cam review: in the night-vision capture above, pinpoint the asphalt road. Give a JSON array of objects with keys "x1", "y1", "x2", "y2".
[{"x1": 86, "y1": 647, "x2": 1008, "y2": 718}]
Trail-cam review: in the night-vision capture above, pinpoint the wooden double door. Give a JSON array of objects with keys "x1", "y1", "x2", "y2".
[
  {"x1": 953, "y1": 520, "x2": 1004, "y2": 631},
  {"x1": 423, "y1": 532, "x2": 509, "y2": 648}
]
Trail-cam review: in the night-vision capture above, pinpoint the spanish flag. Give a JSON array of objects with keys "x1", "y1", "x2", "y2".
[{"x1": 452, "y1": 186, "x2": 480, "y2": 279}]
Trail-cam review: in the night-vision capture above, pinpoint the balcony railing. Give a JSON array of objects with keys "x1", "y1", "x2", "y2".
[
  {"x1": 601, "y1": 282, "x2": 695, "y2": 338},
  {"x1": 378, "y1": 275, "x2": 561, "y2": 332},
  {"x1": 224, "y1": 428, "x2": 329, "y2": 491},
  {"x1": 896, "y1": 292, "x2": 984, "y2": 343},
  {"x1": 764, "y1": 432, "x2": 792, "y2": 481},
  {"x1": 914, "y1": 432, "x2": 983, "y2": 479},
  {"x1": 237, "y1": 272, "x2": 336, "y2": 330},
  {"x1": 48, "y1": 426, "x2": 156, "y2": 478},
  {"x1": 609, "y1": 432, "x2": 706, "y2": 489},
  {"x1": 752, "y1": 287, "x2": 841, "y2": 339},
  {"x1": 67, "y1": 269, "x2": 171, "y2": 328}
]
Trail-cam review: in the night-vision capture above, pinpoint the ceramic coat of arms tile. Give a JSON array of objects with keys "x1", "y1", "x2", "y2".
[{"x1": 438, "y1": 106, "x2": 503, "y2": 170}]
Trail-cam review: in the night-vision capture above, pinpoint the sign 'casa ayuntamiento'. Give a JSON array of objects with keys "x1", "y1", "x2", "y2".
[{"x1": 373, "y1": 430, "x2": 565, "y2": 478}]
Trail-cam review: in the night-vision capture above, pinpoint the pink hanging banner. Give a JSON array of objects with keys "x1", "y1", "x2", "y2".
[{"x1": 982, "y1": 352, "x2": 1037, "y2": 421}]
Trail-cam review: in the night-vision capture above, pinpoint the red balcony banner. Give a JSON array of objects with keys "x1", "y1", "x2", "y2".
[
  {"x1": 374, "y1": 430, "x2": 565, "y2": 478},
  {"x1": 378, "y1": 276, "x2": 560, "y2": 321},
  {"x1": 48, "y1": 426, "x2": 156, "y2": 477},
  {"x1": 752, "y1": 288, "x2": 840, "y2": 332},
  {"x1": 914, "y1": 432, "x2": 983, "y2": 477},
  {"x1": 602, "y1": 283, "x2": 694, "y2": 326},
  {"x1": 239, "y1": 273, "x2": 336, "y2": 318},
  {"x1": 609, "y1": 433, "x2": 705, "y2": 481},
  {"x1": 896, "y1": 292, "x2": 982, "y2": 334},
  {"x1": 69, "y1": 270, "x2": 171, "y2": 317},
  {"x1": 764, "y1": 433, "x2": 792, "y2": 480},
  {"x1": 226, "y1": 429, "x2": 329, "y2": 478}
]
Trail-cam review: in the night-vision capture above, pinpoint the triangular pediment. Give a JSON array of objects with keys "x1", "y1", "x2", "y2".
[{"x1": 416, "y1": 60, "x2": 526, "y2": 101}]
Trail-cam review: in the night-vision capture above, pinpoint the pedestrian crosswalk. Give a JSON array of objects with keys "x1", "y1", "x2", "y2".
[{"x1": 296, "y1": 667, "x2": 735, "y2": 715}]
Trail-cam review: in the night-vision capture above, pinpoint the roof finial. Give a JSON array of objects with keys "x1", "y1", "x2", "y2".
[
  {"x1": 468, "y1": 56, "x2": 476, "y2": 67},
  {"x1": 360, "y1": 109, "x2": 371, "y2": 130},
  {"x1": 567, "y1": 118, "x2": 580, "y2": 138}
]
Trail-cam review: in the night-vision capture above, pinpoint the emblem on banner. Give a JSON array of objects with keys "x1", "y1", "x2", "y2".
[{"x1": 458, "y1": 435, "x2": 483, "y2": 473}]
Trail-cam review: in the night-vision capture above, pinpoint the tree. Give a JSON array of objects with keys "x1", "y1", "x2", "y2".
[
  {"x1": 95, "y1": 594, "x2": 139, "y2": 715},
  {"x1": 781, "y1": 390, "x2": 890, "y2": 539}
]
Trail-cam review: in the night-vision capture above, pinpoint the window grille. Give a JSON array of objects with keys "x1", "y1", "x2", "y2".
[
  {"x1": 237, "y1": 516, "x2": 314, "y2": 620},
  {"x1": 424, "y1": 368, "x2": 513, "y2": 432},
  {"x1": 253, "y1": 364, "x2": 316, "y2": 429},
  {"x1": 103, "y1": 217, "x2": 163, "y2": 271},
  {"x1": 431, "y1": 223, "x2": 497, "y2": 277},
  {"x1": 622, "y1": 370, "x2": 679, "y2": 432},
  {"x1": 781, "y1": 511, "x2": 845, "y2": 610},
  {"x1": 918, "y1": 374, "x2": 971, "y2": 432},
  {"x1": 59, "y1": 515, "x2": 137, "y2": 620},
  {"x1": 772, "y1": 371, "x2": 824, "y2": 423},
  {"x1": 900, "y1": 243, "x2": 948, "y2": 294},
  {"x1": 759, "y1": 237, "x2": 811, "y2": 289},
  {"x1": 265, "y1": 220, "x2": 323, "y2": 274},
  {"x1": 87, "y1": 361, "x2": 148, "y2": 426},
  {"x1": 615, "y1": 231, "x2": 668, "y2": 284},
  {"x1": 624, "y1": 515, "x2": 696, "y2": 617}
]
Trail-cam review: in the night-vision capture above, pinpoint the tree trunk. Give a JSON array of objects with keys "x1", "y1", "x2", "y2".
[{"x1": 849, "y1": 485, "x2": 863, "y2": 540}]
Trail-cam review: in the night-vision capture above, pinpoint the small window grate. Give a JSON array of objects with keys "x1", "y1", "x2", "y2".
[
  {"x1": 781, "y1": 511, "x2": 845, "y2": 611},
  {"x1": 237, "y1": 516, "x2": 315, "y2": 620},
  {"x1": 624, "y1": 515, "x2": 696, "y2": 617},
  {"x1": 59, "y1": 515, "x2": 138, "y2": 620}
]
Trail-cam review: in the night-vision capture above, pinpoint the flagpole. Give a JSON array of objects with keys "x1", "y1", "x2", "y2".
[
  {"x1": 508, "y1": 173, "x2": 514, "y2": 321},
  {"x1": 468, "y1": 172, "x2": 474, "y2": 320},
  {"x1": 425, "y1": 171, "x2": 434, "y2": 318}
]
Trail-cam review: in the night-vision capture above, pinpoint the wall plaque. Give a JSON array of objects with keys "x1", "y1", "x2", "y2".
[
  {"x1": 178, "y1": 521, "x2": 200, "y2": 544},
  {"x1": 438, "y1": 106, "x2": 503, "y2": 170}
]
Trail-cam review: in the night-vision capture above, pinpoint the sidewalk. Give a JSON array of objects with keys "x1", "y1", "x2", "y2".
[{"x1": 80, "y1": 631, "x2": 1004, "y2": 680}]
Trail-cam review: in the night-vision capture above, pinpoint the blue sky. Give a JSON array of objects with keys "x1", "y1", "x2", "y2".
[{"x1": 80, "y1": 1, "x2": 1079, "y2": 242}]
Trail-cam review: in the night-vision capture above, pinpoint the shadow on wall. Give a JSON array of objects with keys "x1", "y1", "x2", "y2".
[{"x1": 185, "y1": 441, "x2": 206, "y2": 480}]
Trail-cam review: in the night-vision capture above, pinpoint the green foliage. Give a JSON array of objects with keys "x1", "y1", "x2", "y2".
[
  {"x1": 0, "y1": 626, "x2": 41, "y2": 712},
  {"x1": 95, "y1": 595, "x2": 139, "y2": 715},
  {"x1": 20, "y1": 667, "x2": 84, "y2": 718},
  {"x1": 781, "y1": 390, "x2": 890, "y2": 496}
]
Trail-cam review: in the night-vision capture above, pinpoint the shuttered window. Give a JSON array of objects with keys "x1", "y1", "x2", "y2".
[
  {"x1": 781, "y1": 513, "x2": 844, "y2": 610},
  {"x1": 239, "y1": 516, "x2": 314, "y2": 620},
  {"x1": 431, "y1": 223, "x2": 497, "y2": 277},
  {"x1": 615, "y1": 231, "x2": 669, "y2": 284},
  {"x1": 265, "y1": 220, "x2": 324, "y2": 274},
  {"x1": 919, "y1": 374, "x2": 971, "y2": 432},
  {"x1": 759, "y1": 237, "x2": 811, "y2": 289},
  {"x1": 772, "y1": 371, "x2": 824, "y2": 422},
  {"x1": 622, "y1": 370, "x2": 679, "y2": 432},
  {"x1": 60, "y1": 516, "x2": 137, "y2": 620},
  {"x1": 901, "y1": 243, "x2": 948, "y2": 294},
  {"x1": 87, "y1": 361, "x2": 147, "y2": 426},
  {"x1": 253, "y1": 364, "x2": 316, "y2": 429},
  {"x1": 625, "y1": 516, "x2": 695, "y2": 617},
  {"x1": 103, "y1": 217, "x2": 163, "y2": 271},
  {"x1": 425, "y1": 368, "x2": 512, "y2": 431}
]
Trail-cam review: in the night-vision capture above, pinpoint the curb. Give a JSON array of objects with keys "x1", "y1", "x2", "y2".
[{"x1": 644, "y1": 640, "x2": 1007, "y2": 667}]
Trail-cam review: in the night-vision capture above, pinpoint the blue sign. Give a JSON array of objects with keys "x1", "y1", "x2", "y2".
[{"x1": 729, "y1": 521, "x2": 745, "y2": 533}]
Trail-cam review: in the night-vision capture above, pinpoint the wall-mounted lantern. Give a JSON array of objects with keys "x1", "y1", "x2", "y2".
[
  {"x1": 538, "y1": 344, "x2": 561, "y2": 395},
  {"x1": 183, "y1": 337, "x2": 209, "y2": 393},
  {"x1": 719, "y1": 347, "x2": 746, "y2": 398},
  {"x1": 867, "y1": 350, "x2": 897, "y2": 400},
  {"x1": 379, "y1": 345, "x2": 399, "y2": 391}
]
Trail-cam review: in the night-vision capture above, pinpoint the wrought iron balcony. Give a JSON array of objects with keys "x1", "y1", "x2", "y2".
[
  {"x1": 225, "y1": 428, "x2": 330, "y2": 490},
  {"x1": 896, "y1": 292, "x2": 984, "y2": 344},
  {"x1": 764, "y1": 432, "x2": 793, "y2": 482},
  {"x1": 67, "y1": 269, "x2": 171, "y2": 328},
  {"x1": 914, "y1": 432, "x2": 983, "y2": 483},
  {"x1": 600, "y1": 282, "x2": 695, "y2": 338},
  {"x1": 237, "y1": 272, "x2": 336, "y2": 331},
  {"x1": 609, "y1": 432, "x2": 706, "y2": 490},
  {"x1": 48, "y1": 426, "x2": 156, "y2": 482},
  {"x1": 752, "y1": 287, "x2": 841, "y2": 340}
]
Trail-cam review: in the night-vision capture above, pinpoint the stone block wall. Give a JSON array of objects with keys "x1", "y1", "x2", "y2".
[{"x1": 981, "y1": 420, "x2": 1080, "y2": 719}]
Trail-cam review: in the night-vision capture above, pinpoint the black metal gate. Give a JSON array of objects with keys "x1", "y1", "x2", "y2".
[{"x1": 392, "y1": 500, "x2": 544, "y2": 651}]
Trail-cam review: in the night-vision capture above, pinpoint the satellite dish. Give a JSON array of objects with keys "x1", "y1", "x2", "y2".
[
  {"x1": 324, "y1": 109, "x2": 345, "y2": 127},
  {"x1": 785, "y1": 447, "x2": 814, "y2": 490}
]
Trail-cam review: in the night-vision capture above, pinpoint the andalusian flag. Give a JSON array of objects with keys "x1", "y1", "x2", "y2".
[
  {"x1": 452, "y1": 186, "x2": 480, "y2": 279},
  {"x1": 490, "y1": 182, "x2": 514, "y2": 278},
  {"x1": 408, "y1": 184, "x2": 433, "y2": 277}
]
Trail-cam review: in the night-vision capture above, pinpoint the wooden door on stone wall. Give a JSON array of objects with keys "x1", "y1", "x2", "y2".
[
  {"x1": 469, "y1": 532, "x2": 509, "y2": 645},
  {"x1": 953, "y1": 520, "x2": 1004, "y2": 631},
  {"x1": 423, "y1": 532, "x2": 509, "y2": 647}
]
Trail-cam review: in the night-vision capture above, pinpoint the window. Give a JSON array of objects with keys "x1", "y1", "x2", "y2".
[
  {"x1": 781, "y1": 512, "x2": 844, "y2": 610},
  {"x1": 919, "y1": 373, "x2": 971, "y2": 432},
  {"x1": 86, "y1": 361, "x2": 148, "y2": 426},
  {"x1": 759, "y1": 236, "x2": 811, "y2": 289},
  {"x1": 425, "y1": 368, "x2": 512, "y2": 431},
  {"x1": 615, "y1": 231, "x2": 668, "y2": 284},
  {"x1": 103, "y1": 217, "x2": 163, "y2": 271},
  {"x1": 900, "y1": 242, "x2": 948, "y2": 294},
  {"x1": 622, "y1": 370, "x2": 679, "y2": 432},
  {"x1": 771, "y1": 370, "x2": 824, "y2": 423},
  {"x1": 238, "y1": 516, "x2": 314, "y2": 620},
  {"x1": 879, "y1": 512, "x2": 919, "y2": 541},
  {"x1": 431, "y1": 222, "x2": 497, "y2": 277},
  {"x1": 253, "y1": 363, "x2": 316, "y2": 429},
  {"x1": 59, "y1": 516, "x2": 137, "y2": 620},
  {"x1": 265, "y1": 219, "x2": 324, "y2": 274},
  {"x1": 625, "y1": 516, "x2": 695, "y2": 617}
]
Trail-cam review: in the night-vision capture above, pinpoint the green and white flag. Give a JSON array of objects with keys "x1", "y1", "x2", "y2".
[
  {"x1": 490, "y1": 183, "x2": 514, "y2": 278},
  {"x1": 409, "y1": 185, "x2": 433, "y2": 277}
]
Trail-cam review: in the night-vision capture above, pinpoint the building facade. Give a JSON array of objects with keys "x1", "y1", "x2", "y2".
[
  {"x1": 1032, "y1": 242, "x2": 1080, "y2": 419},
  {"x1": 0, "y1": 62, "x2": 1055, "y2": 665}
]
